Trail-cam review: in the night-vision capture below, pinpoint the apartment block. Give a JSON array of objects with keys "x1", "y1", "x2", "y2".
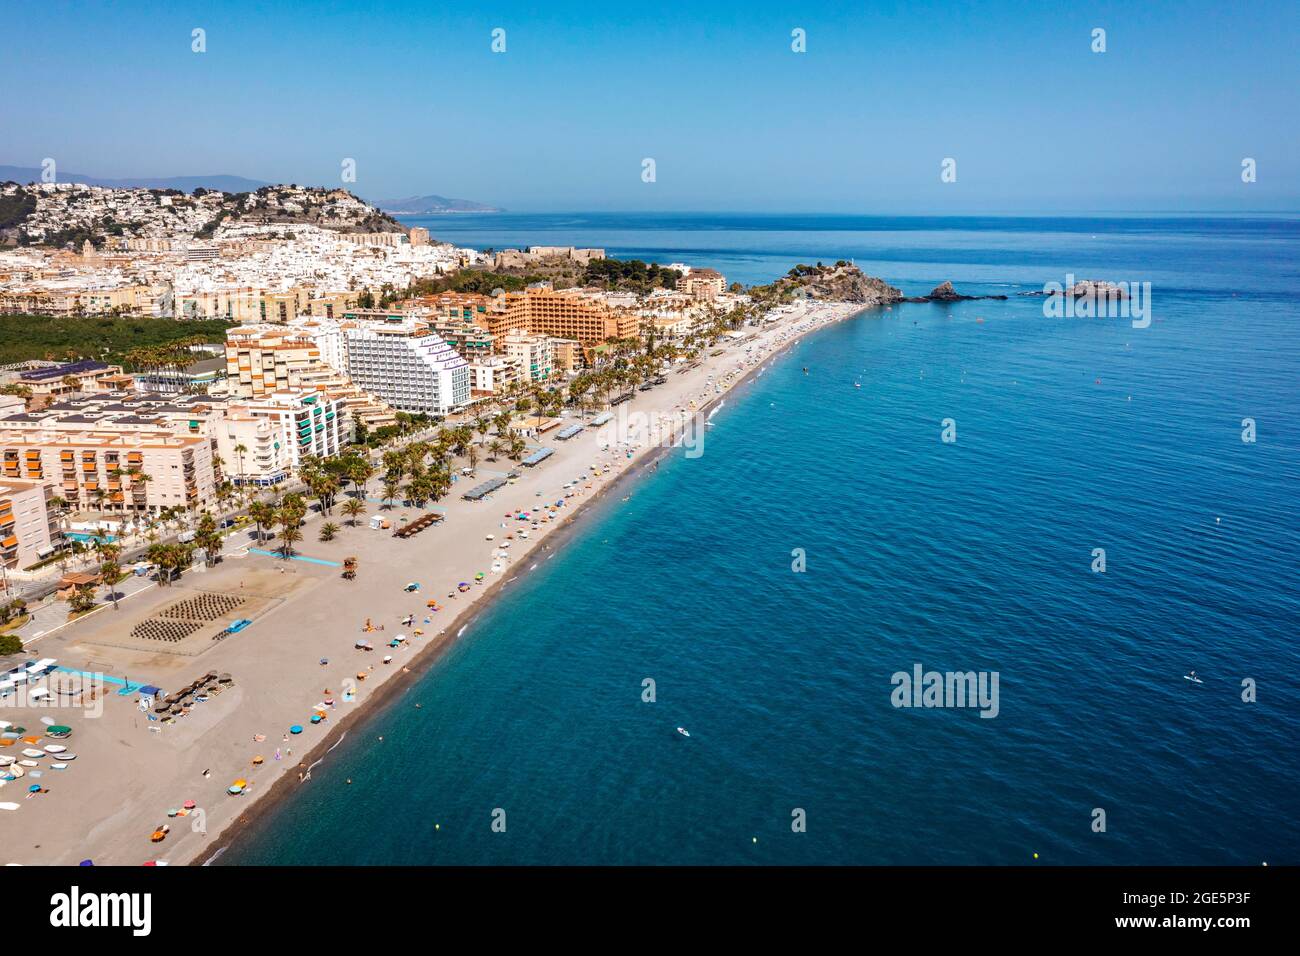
[
  {"x1": 0, "y1": 429, "x2": 217, "y2": 515},
  {"x1": 491, "y1": 288, "x2": 640, "y2": 350},
  {"x1": 345, "y1": 324, "x2": 470, "y2": 416},
  {"x1": 501, "y1": 330, "x2": 554, "y2": 383},
  {"x1": 0, "y1": 478, "x2": 60, "y2": 570},
  {"x1": 217, "y1": 391, "x2": 346, "y2": 485},
  {"x1": 468, "y1": 355, "x2": 521, "y2": 398},
  {"x1": 676, "y1": 268, "x2": 727, "y2": 300}
]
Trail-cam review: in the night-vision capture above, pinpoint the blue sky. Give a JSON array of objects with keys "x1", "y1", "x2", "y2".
[{"x1": 3, "y1": 0, "x2": 1297, "y2": 211}]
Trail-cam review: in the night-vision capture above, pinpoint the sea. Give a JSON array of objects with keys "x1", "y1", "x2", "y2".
[{"x1": 222, "y1": 213, "x2": 1300, "y2": 865}]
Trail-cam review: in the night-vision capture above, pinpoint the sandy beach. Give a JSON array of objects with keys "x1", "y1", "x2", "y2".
[{"x1": 0, "y1": 299, "x2": 867, "y2": 866}]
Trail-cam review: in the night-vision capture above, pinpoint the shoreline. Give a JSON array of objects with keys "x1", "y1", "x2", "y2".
[
  {"x1": 0, "y1": 298, "x2": 874, "y2": 867},
  {"x1": 194, "y1": 440, "x2": 664, "y2": 864},
  {"x1": 193, "y1": 299, "x2": 875, "y2": 866}
]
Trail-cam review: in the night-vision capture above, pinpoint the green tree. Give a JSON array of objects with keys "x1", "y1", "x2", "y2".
[
  {"x1": 96, "y1": 541, "x2": 123, "y2": 610},
  {"x1": 195, "y1": 512, "x2": 223, "y2": 567},
  {"x1": 341, "y1": 498, "x2": 366, "y2": 526},
  {"x1": 69, "y1": 583, "x2": 97, "y2": 615}
]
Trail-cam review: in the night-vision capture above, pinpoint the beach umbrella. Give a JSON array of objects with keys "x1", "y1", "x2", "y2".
[
  {"x1": 289, "y1": 725, "x2": 303, "y2": 735},
  {"x1": 79, "y1": 860, "x2": 94, "y2": 866},
  {"x1": 28, "y1": 784, "x2": 40, "y2": 792},
  {"x1": 252, "y1": 755, "x2": 264, "y2": 765},
  {"x1": 475, "y1": 572, "x2": 485, "y2": 580},
  {"x1": 183, "y1": 800, "x2": 196, "y2": 809}
]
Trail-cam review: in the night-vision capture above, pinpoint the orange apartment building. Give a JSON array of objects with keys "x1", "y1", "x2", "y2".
[
  {"x1": 495, "y1": 289, "x2": 640, "y2": 347},
  {"x1": 0, "y1": 478, "x2": 60, "y2": 570},
  {"x1": 0, "y1": 430, "x2": 217, "y2": 516}
]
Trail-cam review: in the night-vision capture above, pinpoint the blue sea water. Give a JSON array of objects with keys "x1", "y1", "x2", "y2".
[{"x1": 224, "y1": 214, "x2": 1299, "y2": 865}]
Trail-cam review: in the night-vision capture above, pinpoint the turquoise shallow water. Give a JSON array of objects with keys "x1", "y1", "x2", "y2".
[{"x1": 224, "y1": 215, "x2": 1299, "y2": 865}]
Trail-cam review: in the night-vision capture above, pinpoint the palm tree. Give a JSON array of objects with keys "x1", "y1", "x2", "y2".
[
  {"x1": 233, "y1": 443, "x2": 248, "y2": 486},
  {"x1": 381, "y1": 478, "x2": 401, "y2": 510},
  {"x1": 279, "y1": 521, "x2": 303, "y2": 559},
  {"x1": 276, "y1": 498, "x2": 305, "y2": 559},
  {"x1": 319, "y1": 522, "x2": 339, "y2": 542},
  {"x1": 96, "y1": 541, "x2": 122, "y2": 609},
  {"x1": 195, "y1": 512, "x2": 222, "y2": 567},
  {"x1": 341, "y1": 498, "x2": 365, "y2": 527},
  {"x1": 248, "y1": 500, "x2": 275, "y2": 544}
]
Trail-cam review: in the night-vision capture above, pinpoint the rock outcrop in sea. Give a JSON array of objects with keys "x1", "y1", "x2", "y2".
[
  {"x1": 1019, "y1": 279, "x2": 1130, "y2": 299},
  {"x1": 903, "y1": 280, "x2": 1008, "y2": 303}
]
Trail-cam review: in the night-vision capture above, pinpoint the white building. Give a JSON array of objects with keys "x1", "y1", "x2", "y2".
[
  {"x1": 294, "y1": 317, "x2": 349, "y2": 374},
  {"x1": 217, "y1": 391, "x2": 346, "y2": 485},
  {"x1": 501, "y1": 330, "x2": 554, "y2": 383},
  {"x1": 345, "y1": 325, "x2": 469, "y2": 416}
]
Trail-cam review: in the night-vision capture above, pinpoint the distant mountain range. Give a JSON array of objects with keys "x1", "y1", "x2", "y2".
[
  {"x1": 373, "y1": 194, "x2": 501, "y2": 214},
  {"x1": 0, "y1": 165, "x2": 270, "y2": 193}
]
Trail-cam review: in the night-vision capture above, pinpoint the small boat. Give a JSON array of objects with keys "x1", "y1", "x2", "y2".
[
  {"x1": 20, "y1": 749, "x2": 44, "y2": 758},
  {"x1": 676, "y1": 726, "x2": 691, "y2": 738},
  {"x1": 43, "y1": 745, "x2": 66, "y2": 754},
  {"x1": 1184, "y1": 673, "x2": 1204, "y2": 684}
]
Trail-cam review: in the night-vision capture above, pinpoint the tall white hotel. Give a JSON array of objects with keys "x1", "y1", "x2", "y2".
[{"x1": 345, "y1": 323, "x2": 470, "y2": 417}]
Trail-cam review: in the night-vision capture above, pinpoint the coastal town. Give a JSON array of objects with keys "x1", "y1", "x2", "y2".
[{"x1": 0, "y1": 179, "x2": 886, "y2": 862}]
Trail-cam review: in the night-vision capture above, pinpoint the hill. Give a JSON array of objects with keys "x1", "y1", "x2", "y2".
[
  {"x1": 751, "y1": 261, "x2": 904, "y2": 306},
  {"x1": 375, "y1": 194, "x2": 500, "y2": 214},
  {"x1": 0, "y1": 182, "x2": 405, "y2": 247}
]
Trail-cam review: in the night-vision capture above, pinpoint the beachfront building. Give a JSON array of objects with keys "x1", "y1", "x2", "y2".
[
  {"x1": 344, "y1": 323, "x2": 470, "y2": 416},
  {"x1": 467, "y1": 355, "x2": 521, "y2": 399},
  {"x1": 0, "y1": 428, "x2": 217, "y2": 515},
  {"x1": 224, "y1": 323, "x2": 396, "y2": 433},
  {"x1": 216, "y1": 391, "x2": 346, "y2": 485},
  {"x1": 501, "y1": 330, "x2": 554, "y2": 383},
  {"x1": 0, "y1": 478, "x2": 60, "y2": 570},
  {"x1": 488, "y1": 288, "x2": 641, "y2": 351}
]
